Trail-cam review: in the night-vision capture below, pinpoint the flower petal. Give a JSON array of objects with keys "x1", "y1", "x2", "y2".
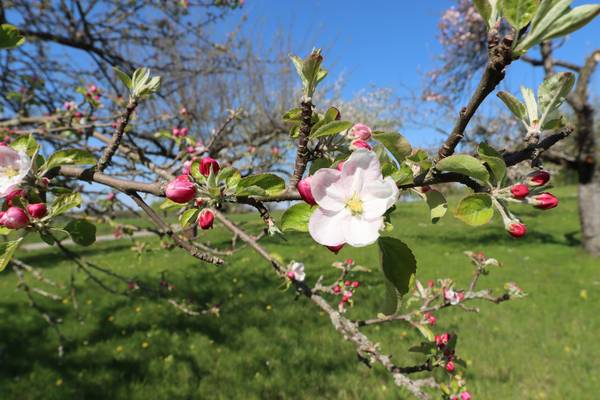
[
  {"x1": 308, "y1": 207, "x2": 349, "y2": 246},
  {"x1": 361, "y1": 176, "x2": 399, "y2": 219},
  {"x1": 341, "y1": 149, "x2": 381, "y2": 183},
  {"x1": 310, "y1": 168, "x2": 345, "y2": 211},
  {"x1": 344, "y1": 216, "x2": 383, "y2": 247}
]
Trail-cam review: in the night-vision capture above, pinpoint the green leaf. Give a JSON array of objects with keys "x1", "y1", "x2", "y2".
[
  {"x1": 189, "y1": 159, "x2": 204, "y2": 183},
  {"x1": 44, "y1": 149, "x2": 96, "y2": 171},
  {"x1": 159, "y1": 199, "x2": 185, "y2": 210},
  {"x1": 218, "y1": 167, "x2": 241, "y2": 188},
  {"x1": 50, "y1": 192, "x2": 82, "y2": 216},
  {"x1": 436, "y1": 155, "x2": 490, "y2": 183},
  {"x1": 280, "y1": 203, "x2": 314, "y2": 232},
  {"x1": 537, "y1": 72, "x2": 575, "y2": 127},
  {"x1": 0, "y1": 238, "x2": 23, "y2": 272},
  {"x1": 113, "y1": 67, "x2": 132, "y2": 89},
  {"x1": 520, "y1": 86, "x2": 539, "y2": 126},
  {"x1": 503, "y1": 0, "x2": 539, "y2": 29},
  {"x1": 179, "y1": 208, "x2": 199, "y2": 228},
  {"x1": 392, "y1": 164, "x2": 414, "y2": 185},
  {"x1": 542, "y1": 4, "x2": 600, "y2": 41},
  {"x1": 0, "y1": 24, "x2": 25, "y2": 49},
  {"x1": 283, "y1": 107, "x2": 302, "y2": 123},
  {"x1": 515, "y1": 0, "x2": 572, "y2": 53},
  {"x1": 310, "y1": 120, "x2": 352, "y2": 138},
  {"x1": 415, "y1": 323, "x2": 435, "y2": 342},
  {"x1": 236, "y1": 174, "x2": 285, "y2": 196},
  {"x1": 372, "y1": 131, "x2": 412, "y2": 164},
  {"x1": 10, "y1": 134, "x2": 40, "y2": 158},
  {"x1": 454, "y1": 193, "x2": 495, "y2": 226},
  {"x1": 323, "y1": 107, "x2": 341, "y2": 122},
  {"x1": 497, "y1": 91, "x2": 527, "y2": 121},
  {"x1": 425, "y1": 190, "x2": 447, "y2": 224},
  {"x1": 39, "y1": 231, "x2": 55, "y2": 246},
  {"x1": 378, "y1": 237, "x2": 417, "y2": 315},
  {"x1": 474, "y1": 0, "x2": 501, "y2": 27},
  {"x1": 477, "y1": 143, "x2": 507, "y2": 184},
  {"x1": 64, "y1": 220, "x2": 96, "y2": 246}
]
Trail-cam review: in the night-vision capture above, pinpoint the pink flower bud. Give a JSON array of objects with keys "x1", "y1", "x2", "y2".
[
  {"x1": 460, "y1": 392, "x2": 472, "y2": 400},
  {"x1": 187, "y1": 146, "x2": 195, "y2": 154},
  {"x1": 165, "y1": 175, "x2": 196, "y2": 203},
  {"x1": 27, "y1": 203, "x2": 47, "y2": 219},
  {"x1": 179, "y1": 127, "x2": 189, "y2": 137},
  {"x1": 424, "y1": 312, "x2": 436, "y2": 325},
  {"x1": 297, "y1": 176, "x2": 316, "y2": 205},
  {"x1": 427, "y1": 280, "x2": 434, "y2": 288},
  {"x1": 326, "y1": 243, "x2": 345, "y2": 254},
  {"x1": 287, "y1": 271, "x2": 295, "y2": 280},
  {"x1": 528, "y1": 170, "x2": 550, "y2": 186},
  {"x1": 342, "y1": 293, "x2": 351, "y2": 302},
  {"x1": 6, "y1": 189, "x2": 25, "y2": 206},
  {"x1": 351, "y1": 281, "x2": 359, "y2": 288},
  {"x1": 199, "y1": 157, "x2": 220, "y2": 177},
  {"x1": 345, "y1": 258, "x2": 353, "y2": 265},
  {"x1": 507, "y1": 222, "x2": 527, "y2": 238},
  {"x1": 445, "y1": 361, "x2": 455, "y2": 372},
  {"x1": 344, "y1": 280, "x2": 351, "y2": 287},
  {"x1": 350, "y1": 139, "x2": 372, "y2": 151},
  {"x1": 198, "y1": 209, "x2": 214, "y2": 230},
  {"x1": 333, "y1": 285, "x2": 342, "y2": 294},
  {"x1": 533, "y1": 192, "x2": 559, "y2": 210},
  {"x1": 435, "y1": 332, "x2": 450, "y2": 348},
  {"x1": 107, "y1": 192, "x2": 116, "y2": 202},
  {"x1": 337, "y1": 161, "x2": 345, "y2": 171},
  {"x1": 172, "y1": 127, "x2": 180, "y2": 137},
  {"x1": 510, "y1": 183, "x2": 529, "y2": 199},
  {"x1": 0, "y1": 207, "x2": 29, "y2": 229},
  {"x1": 182, "y1": 161, "x2": 192, "y2": 175},
  {"x1": 351, "y1": 123, "x2": 372, "y2": 140}
]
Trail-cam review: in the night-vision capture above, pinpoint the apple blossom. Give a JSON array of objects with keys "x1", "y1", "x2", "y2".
[
  {"x1": 165, "y1": 175, "x2": 196, "y2": 203},
  {"x1": 297, "y1": 176, "x2": 316, "y2": 205},
  {"x1": 350, "y1": 123, "x2": 372, "y2": 140},
  {"x1": 435, "y1": 332, "x2": 450, "y2": 348},
  {"x1": 308, "y1": 150, "x2": 399, "y2": 247},
  {"x1": 507, "y1": 222, "x2": 527, "y2": 238},
  {"x1": 461, "y1": 392, "x2": 472, "y2": 400},
  {"x1": 510, "y1": 183, "x2": 529, "y2": 199},
  {"x1": 444, "y1": 288, "x2": 464, "y2": 305},
  {"x1": 27, "y1": 203, "x2": 48, "y2": 219},
  {"x1": 199, "y1": 157, "x2": 220, "y2": 177},
  {"x1": 287, "y1": 261, "x2": 305, "y2": 282},
  {"x1": 528, "y1": 170, "x2": 550, "y2": 186},
  {"x1": 0, "y1": 146, "x2": 32, "y2": 198},
  {"x1": 0, "y1": 206, "x2": 29, "y2": 229},
  {"x1": 198, "y1": 209, "x2": 214, "y2": 230},
  {"x1": 532, "y1": 193, "x2": 559, "y2": 210}
]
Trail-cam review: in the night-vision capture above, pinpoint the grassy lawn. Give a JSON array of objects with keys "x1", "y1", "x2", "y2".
[{"x1": 0, "y1": 185, "x2": 598, "y2": 399}]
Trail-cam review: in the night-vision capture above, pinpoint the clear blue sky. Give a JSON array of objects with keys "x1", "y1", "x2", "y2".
[{"x1": 218, "y1": 0, "x2": 599, "y2": 146}]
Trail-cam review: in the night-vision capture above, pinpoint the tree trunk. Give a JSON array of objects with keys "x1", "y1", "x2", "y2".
[{"x1": 578, "y1": 178, "x2": 600, "y2": 256}]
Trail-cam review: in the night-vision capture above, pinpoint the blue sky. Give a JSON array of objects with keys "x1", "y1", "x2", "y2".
[{"x1": 218, "y1": 0, "x2": 599, "y2": 146}]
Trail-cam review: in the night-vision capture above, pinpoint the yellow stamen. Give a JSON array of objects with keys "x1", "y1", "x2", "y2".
[{"x1": 346, "y1": 194, "x2": 363, "y2": 216}]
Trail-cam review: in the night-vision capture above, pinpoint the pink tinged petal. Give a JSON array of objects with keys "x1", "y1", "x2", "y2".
[
  {"x1": 341, "y1": 149, "x2": 381, "y2": 182},
  {"x1": 344, "y1": 216, "x2": 383, "y2": 247},
  {"x1": 361, "y1": 177, "x2": 399, "y2": 219},
  {"x1": 308, "y1": 208, "x2": 349, "y2": 246},
  {"x1": 310, "y1": 168, "x2": 345, "y2": 211}
]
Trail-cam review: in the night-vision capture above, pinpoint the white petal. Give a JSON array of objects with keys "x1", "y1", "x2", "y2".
[
  {"x1": 341, "y1": 149, "x2": 382, "y2": 182},
  {"x1": 361, "y1": 176, "x2": 399, "y2": 219},
  {"x1": 344, "y1": 216, "x2": 383, "y2": 247},
  {"x1": 310, "y1": 168, "x2": 345, "y2": 211},
  {"x1": 308, "y1": 207, "x2": 349, "y2": 246}
]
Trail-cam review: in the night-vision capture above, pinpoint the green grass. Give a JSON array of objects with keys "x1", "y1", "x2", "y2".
[{"x1": 0, "y1": 185, "x2": 598, "y2": 399}]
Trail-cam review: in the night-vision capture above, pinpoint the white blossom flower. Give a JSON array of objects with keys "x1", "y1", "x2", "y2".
[
  {"x1": 0, "y1": 146, "x2": 31, "y2": 198},
  {"x1": 308, "y1": 149, "x2": 399, "y2": 247},
  {"x1": 444, "y1": 288, "x2": 464, "y2": 305},
  {"x1": 287, "y1": 261, "x2": 305, "y2": 282}
]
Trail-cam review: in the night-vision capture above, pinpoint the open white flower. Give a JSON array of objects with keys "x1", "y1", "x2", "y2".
[
  {"x1": 308, "y1": 149, "x2": 399, "y2": 247},
  {"x1": 0, "y1": 146, "x2": 31, "y2": 198},
  {"x1": 288, "y1": 261, "x2": 305, "y2": 282}
]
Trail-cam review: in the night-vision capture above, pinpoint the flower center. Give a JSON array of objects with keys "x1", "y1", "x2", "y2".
[
  {"x1": 1, "y1": 166, "x2": 19, "y2": 178},
  {"x1": 346, "y1": 194, "x2": 363, "y2": 216}
]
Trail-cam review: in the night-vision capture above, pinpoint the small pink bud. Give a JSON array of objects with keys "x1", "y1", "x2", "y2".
[
  {"x1": 287, "y1": 271, "x2": 295, "y2": 280},
  {"x1": 460, "y1": 392, "x2": 472, "y2": 400},
  {"x1": 351, "y1": 123, "x2": 372, "y2": 140},
  {"x1": 507, "y1": 222, "x2": 527, "y2": 238},
  {"x1": 510, "y1": 183, "x2": 529, "y2": 199},
  {"x1": 297, "y1": 176, "x2": 316, "y2": 206},
  {"x1": 344, "y1": 280, "x2": 351, "y2": 287},
  {"x1": 337, "y1": 161, "x2": 345, "y2": 171},
  {"x1": 424, "y1": 312, "x2": 436, "y2": 325},
  {"x1": 445, "y1": 361, "x2": 455, "y2": 372},
  {"x1": 6, "y1": 189, "x2": 25, "y2": 206},
  {"x1": 342, "y1": 293, "x2": 351, "y2": 302},
  {"x1": 326, "y1": 243, "x2": 345, "y2": 254},
  {"x1": 351, "y1": 281, "x2": 359, "y2": 288},
  {"x1": 0, "y1": 207, "x2": 29, "y2": 229},
  {"x1": 350, "y1": 139, "x2": 372, "y2": 151},
  {"x1": 427, "y1": 280, "x2": 434, "y2": 288},
  {"x1": 195, "y1": 198, "x2": 204, "y2": 207},
  {"x1": 179, "y1": 127, "x2": 189, "y2": 137},
  {"x1": 26, "y1": 203, "x2": 48, "y2": 219},
  {"x1": 528, "y1": 170, "x2": 550, "y2": 186},
  {"x1": 172, "y1": 127, "x2": 180, "y2": 136},
  {"x1": 198, "y1": 209, "x2": 214, "y2": 230},
  {"x1": 333, "y1": 285, "x2": 342, "y2": 294},
  {"x1": 533, "y1": 192, "x2": 559, "y2": 210},
  {"x1": 345, "y1": 258, "x2": 353, "y2": 265},
  {"x1": 435, "y1": 332, "x2": 450, "y2": 348},
  {"x1": 107, "y1": 192, "x2": 116, "y2": 201},
  {"x1": 182, "y1": 161, "x2": 192, "y2": 175},
  {"x1": 165, "y1": 175, "x2": 196, "y2": 203},
  {"x1": 187, "y1": 146, "x2": 195, "y2": 154},
  {"x1": 199, "y1": 157, "x2": 220, "y2": 177}
]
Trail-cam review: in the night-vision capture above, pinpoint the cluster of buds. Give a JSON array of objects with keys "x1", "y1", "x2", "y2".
[
  {"x1": 186, "y1": 141, "x2": 206, "y2": 155},
  {"x1": 443, "y1": 287, "x2": 465, "y2": 305},
  {"x1": 333, "y1": 279, "x2": 360, "y2": 312},
  {"x1": 172, "y1": 127, "x2": 189, "y2": 138},
  {"x1": 434, "y1": 332, "x2": 458, "y2": 373},
  {"x1": 423, "y1": 311, "x2": 437, "y2": 326},
  {"x1": 0, "y1": 189, "x2": 48, "y2": 230},
  {"x1": 498, "y1": 171, "x2": 558, "y2": 238},
  {"x1": 165, "y1": 156, "x2": 222, "y2": 230},
  {"x1": 348, "y1": 123, "x2": 372, "y2": 151},
  {"x1": 86, "y1": 84, "x2": 101, "y2": 102}
]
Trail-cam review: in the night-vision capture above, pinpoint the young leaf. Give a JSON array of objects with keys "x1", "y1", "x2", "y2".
[
  {"x1": 44, "y1": 149, "x2": 96, "y2": 171},
  {"x1": 425, "y1": 190, "x2": 447, "y2": 224},
  {"x1": 520, "y1": 86, "x2": 539, "y2": 126},
  {"x1": 372, "y1": 131, "x2": 412, "y2": 165},
  {"x1": 310, "y1": 120, "x2": 352, "y2": 138},
  {"x1": 378, "y1": 237, "x2": 417, "y2": 315},
  {"x1": 64, "y1": 220, "x2": 96, "y2": 246},
  {"x1": 179, "y1": 208, "x2": 199, "y2": 228},
  {"x1": 0, "y1": 238, "x2": 23, "y2": 272},
  {"x1": 542, "y1": 4, "x2": 600, "y2": 41},
  {"x1": 503, "y1": 0, "x2": 539, "y2": 29},
  {"x1": 113, "y1": 66, "x2": 132, "y2": 89},
  {"x1": 515, "y1": 0, "x2": 572, "y2": 53},
  {"x1": 0, "y1": 24, "x2": 25, "y2": 49},
  {"x1": 537, "y1": 72, "x2": 575, "y2": 127},
  {"x1": 280, "y1": 203, "x2": 314, "y2": 232},
  {"x1": 455, "y1": 193, "x2": 494, "y2": 226},
  {"x1": 477, "y1": 143, "x2": 507, "y2": 184},
  {"x1": 497, "y1": 91, "x2": 527, "y2": 121},
  {"x1": 50, "y1": 192, "x2": 82, "y2": 217},
  {"x1": 10, "y1": 134, "x2": 40, "y2": 158},
  {"x1": 436, "y1": 155, "x2": 490, "y2": 183},
  {"x1": 236, "y1": 174, "x2": 285, "y2": 196}
]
